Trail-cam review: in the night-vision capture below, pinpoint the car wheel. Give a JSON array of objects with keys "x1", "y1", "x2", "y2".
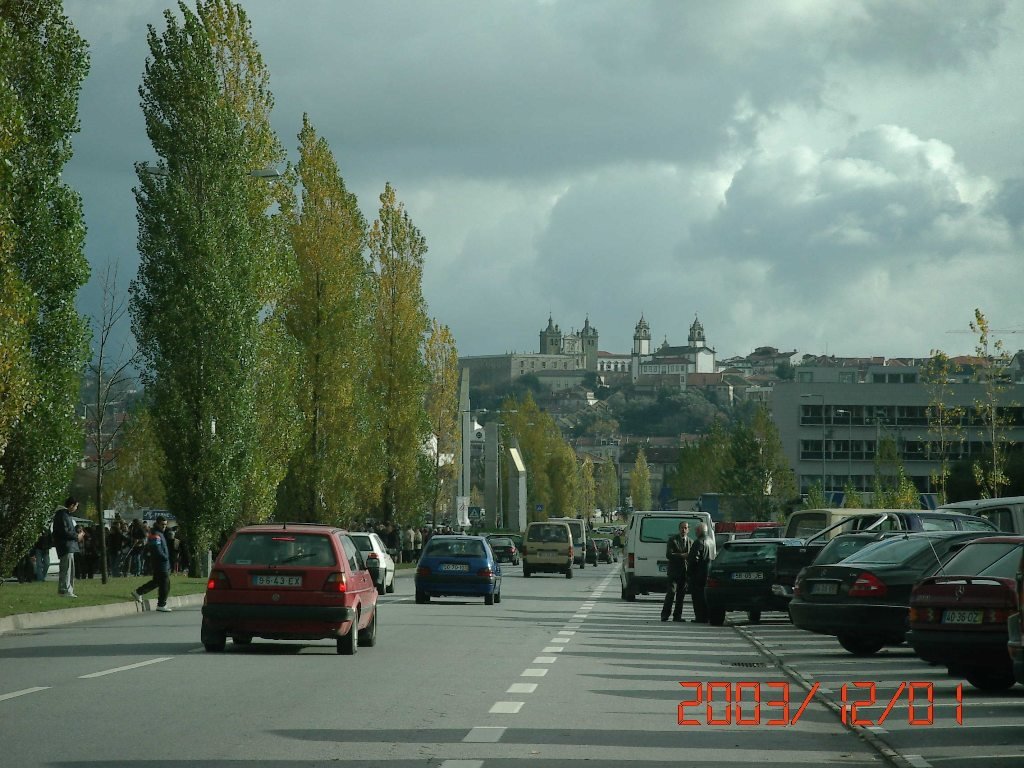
[
  {"x1": 566, "y1": 567, "x2": 574, "y2": 579},
  {"x1": 485, "y1": 593, "x2": 494, "y2": 605},
  {"x1": 358, "y1": 608, "x2": 377, "y2": 647},
  {"x1": 709, "y1": 608, "x2": 726, "y2": 626},
  {"x1": 623, "y1": 588, "x2": 635, "y2": 601},
  {"x1": 337, "y1": 613, "x2": 359, "y2": 655},
  {"x1": 523, "y1": 566, "x2": 532, "y2": 578},
  {"x1": 385, "y1": 572, "x2": 395, "y2": 594},
  {"x1": 747, "y1": 610, "x2": 762, "y2": 624},
  {"x1": 232, "y1": 634, "x2": 252, "y2": 645},
  {"x1": 415, "y1": 590, "x2": 429, "y2": 604},
  {"x1": 201, "y1": 621, "x2": 226, "y2": 653},
  {"x1": 494, "y1": 591, "x2": 502, "y2": 604},
  {"x1": 965, "y1": 669, "x2": 1016, "y2": 691},
  {"x1": 837, "y1": 634, "x2": 884, "y2": 656},
  {"x1": 580, "y1": 560, "x2": 585, "y2": 569}
]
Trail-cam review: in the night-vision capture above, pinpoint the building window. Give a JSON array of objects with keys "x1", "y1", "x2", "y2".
[{"x1": 798, "y1": 372, "x2": 813, "y2": 383}]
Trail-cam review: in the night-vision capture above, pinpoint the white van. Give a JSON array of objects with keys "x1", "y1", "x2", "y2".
[
  {"x1": 619, "y1": 510, "x2": 715, "y2": 601},
  {"x1": 546, "y1": 517, "x2": 589, "y2": 568},
  {"x1": 935, "y1": 497, "x2": 1024, "y2": 534}
]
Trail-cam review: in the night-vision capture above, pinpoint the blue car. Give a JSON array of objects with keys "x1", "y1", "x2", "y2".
[{"x1": 415, "y1": 535, "x2": 502, "y2": 605}]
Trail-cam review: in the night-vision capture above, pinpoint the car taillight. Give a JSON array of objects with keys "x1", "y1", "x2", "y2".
[
  {"x1": 206, "y1": 570, "x2": 230, "y2": 590},
  {"x1": 986, "y1": 608, "x2": 1012, "y2": 624},
  {"x1": 568, "y1": 546, "x2": 574, "y2": 558},
  {"x1": 478, "y1": 568, "x2": 494, "y2": 578},
  {"x1": 366, "y1": 552, "x2": 379, "y2": 560},
  {"x1": 848, "y1": 572, "x2": 887, "y2": 598},
  {"x1": 908, "y1": 607, "x2": 937, "y2": 623},
  {"x1": 416, "y1": 566, "x2": 430, "y2": 577},
  {"x1": 324, "y1": 572, "x2": 347, "y2": 593},
  {"x1": 706, "y1": 577, "x2": 720, "y2": 589},
  {"x1": 520, "y1": 544, "x2": 527, "y2": 555},
  {"x1": 628, "y1": 553, "x2": 634, "y2": 569}
]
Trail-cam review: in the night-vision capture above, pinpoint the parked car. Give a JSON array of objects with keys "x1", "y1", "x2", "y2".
[
  {"x1": 594, "y1": 537, "x2": 616, "y2": 563},
  {"x1": 487, "y1": 535, "x2": 520, "y2": 565},
  {"x1": 907, "y1": 536, "x2": 1024, "y2": 691},
  {"x1": 200, "y1": 523, "x2": 378, "y2": 655},
  {"x1": 789, "y1": 531, "x2": 990, "y2": 656},
  {"x1": 522, "y1": 522, "x2": 573, "y2": 578},
  {"x1": 348, "y1": 531, "x2": 396, "y2": 594},
  {"x1": 415, "y1": 535, "x2": 502, "y2": 604},
  {"x1": 936, "y1": 496, "x2": 1024, "y2": 534},
  {"x1": 1009, "y1": 545, "x2": 1024, "y2": 685},
  {"x1": 585, "y1": 536, "x2": 599, "y2": 566},
  {"x1": 705, "y1": 539, "x2": 803, "y2": 625}
]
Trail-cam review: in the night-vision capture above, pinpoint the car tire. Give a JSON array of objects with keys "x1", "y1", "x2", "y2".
[
  {"x1": 837, "y1": 634, "x2": 884, "y2": 656},
  {"x1": 232, "y1": 635, "x2": 252, "y2": 646},
  {"x1": 566, "y1": 567, "x2": 574, "y2": 579},
  {"x1": 965, "y1": 669, "x2": 1016, "y2": 691},
  {"x1": 622, "y1": 588, "x2": 635, "y2": 602},
  {"x1": 747, "y1": 610, "x2": 762, "y2": 624},
  {"x1": 523, "y1": 566, "x2": 532, "y2": 578},
  {"x1": 415, "y1": 590, "x2": 429, "y2": 604},
  {"x1": 385, "y1": 573, "x2": 395, "y2": 594},
  {"x1": 485, "y1": 593, "x2": 494, "y2": 605},
  {"x1": 494, "y1": 591, "x2": 502, "y2": 604},
  {"x1": 709, "y1": 608, "x2": 726, "y2": 626},
  {"x1": 358, "y1": 608, "x2": 377, "y2": 647},
  {"x1": 201, "y1": 621, "x2": 226, "y2": 653},
  {"x1": 338, "y1": 613, "x2": 359, "y2": 655}
]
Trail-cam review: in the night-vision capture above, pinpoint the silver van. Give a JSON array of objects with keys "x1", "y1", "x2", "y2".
[
  {"x1": 936, "y1": 497, "x2": 1024, "y2": 534},
  {"x1": 619, "y1": 510, "x2": 715, "y2": 601},
  {"x1": 546, "y1": 516, "x2": 589, "y2": 568}
]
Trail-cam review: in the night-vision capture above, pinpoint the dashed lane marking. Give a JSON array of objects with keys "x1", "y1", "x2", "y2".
[
  {"x1": 507, "y1": 683, "x2": 537, "y2": 693},
  {"x1": 0, "y1": 686, "x2": 49, "y2": 702},
  {"x1": 532, "y1": 656, "x2": 557, "y2": 664},
  {"x1": 521, "y1": 668, "x2": 548, "y2": 677},
  {"x1": 79, "y1": 657, "x2": 172, "y2": 678},
  {"x1": 463, "y1": 726, "x2": 505, "y2": 742},
  {"x1": 489, "y1": 701, "x2": 524, "y2": 714}
]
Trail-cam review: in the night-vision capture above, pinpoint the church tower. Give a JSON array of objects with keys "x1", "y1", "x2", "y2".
[
  {"x1": 689, "y1": 315, "x2": 706, "y2": 349},
  {"x1": 581, "y1": 316, "x2": 599, "y2": 371},
  {"x1": 631, "y1": 315, "x2": 651, "y2": 382},
  {"x1": 539, "y1": 314, "x2": 561, "y2": 355}
]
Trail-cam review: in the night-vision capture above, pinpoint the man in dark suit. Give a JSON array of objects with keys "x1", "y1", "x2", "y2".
[
  {"x1": 661, "y1": 521, "x2": 690, "y2": 622},
  {"x1": 687, "y1": 523, "x2": 711, "y2": 623}
]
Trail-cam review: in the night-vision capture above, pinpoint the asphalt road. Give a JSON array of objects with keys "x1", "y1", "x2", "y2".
[{"x1": 0, "y1": 561, "x2": 1020, "y2": 767}]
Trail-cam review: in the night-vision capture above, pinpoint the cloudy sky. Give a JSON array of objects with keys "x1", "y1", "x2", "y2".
[{"x1": 63, "y1": 0, "x2": 1024, "y2": 362}]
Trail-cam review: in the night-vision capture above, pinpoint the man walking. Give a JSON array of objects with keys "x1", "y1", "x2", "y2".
[
  {"x1": 52, "y1": 497, "x2": 83, "y2": 598},
  {"x1": 661, "y1": 521, "x2": 690, "y2": 622},
  {"x1": 131, "y1": 516, "x2": 172, "y2": 612},
  {"x1": 687, "y1": 523, "x2": 712, "y2": 623}
]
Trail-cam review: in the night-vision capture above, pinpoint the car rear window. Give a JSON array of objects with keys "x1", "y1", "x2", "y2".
[
  {"x1": 489, "y1": 537, "x2": 513, "y2": 546},
  {"x1": 940, "y1": 541, "x2": 1022, "y2": 578},
  {"x1": 640, "y1": 517, "x2": 695, "y2": 543},
  {"x1": 844, "y1": 536, "x2": 934, "y2": 565},
  {"x1": 715, "y1": 543, "x2": 778, "y2": 565},
  {"x1": 814, "y1": 537, "x2": 881, "y2": 566},
  {"x1": 425, "y1": 539, "x2": 486, "y2": 558},
  {"x1": 223, "y1": 533, "x2": 337, "y2": 566},
  {"x1": 527, "y1": 525, "x2": 569, "y2": 543},
  {"x1": 786, "y1": 512, "x2": 826, "y2": 538}
]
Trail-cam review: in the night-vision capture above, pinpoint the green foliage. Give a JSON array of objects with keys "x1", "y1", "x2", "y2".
[
  {"x1": 132, "y1": 0, "x2": 297, "y2": 562},
  {"x1": 717, "y1": 406, "x2": 796, "y2": 520},
  {"x1": 368, "y1": 182, "x2": 430, "y2": 524},
  {"x1": 596, "y1": 459, "x2": 619, "y2": 516},
  {"x1": 803, "y1": 482, "x2": 829, "y2": 509},
  {"x1": 920, "y1": 349, "x2": 965, "y2": 505},
  {"x1": 424, "y1": 320, "x2": 459, "y2": 525},
  {"x1": 0, "y1": 1, "x2": 91, "y2": 577},
  {"x1": 630, "y1": 448, "x2": 653, "y2": 511},
  {"x1": 578, "y1": 457, "x2": 596, "y2": 520},
  {"x1": 969, "y1": 309, "x2": 1014, "y2": 498},
  {"x1": 871, "y1": 467, "x2": 920, "y2": 509},
  {"x1": 669, "y1": 420, "x2": 731, "y2": 500}
]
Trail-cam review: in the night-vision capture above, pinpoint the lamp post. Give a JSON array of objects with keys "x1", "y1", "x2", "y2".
[
  {"x1": 478, "y1": 409, "x2": 517, "y2": 530},
  {"x1": 836, "y1": 409, "x2": 853, "y2": 489},
  {"x1": 801, "y1": 394, "x2": 826, "y2": 496}
]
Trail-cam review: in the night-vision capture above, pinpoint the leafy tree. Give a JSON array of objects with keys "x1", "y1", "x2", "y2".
[
  {"x1": 132, "y1": 0, "x2": 297, "y2": 569},
  {"x1": 803, "y1": 481, "x2": 829, "y2": 509},
  {"x1": 0, "y1": 1, "x2": 90, "y2": 577},
  {"x1": 281, "y1": 114, "x2": 372, "y2": 526},
  {"x1": 872, "y1": 434, "x2": 904, "y2": 501},
  {"x1": 578, "y1": 456, "x2": 596, "y2": 520},
  {"x1": 368, "y1": 182, "x2": 430, "y2": 523},
  {"x1": 631, "y1": 448, "x2": 652, "y2": 511},
  {"x1": 719, "y1": 406, "x2": 795, "y2": 520},
  {"x1": 669, "y1": 420, "x2": 731, "y2": 500},
  {"x1": 547, "y1": 439, "x2": 580, "y2": 519},
  {"x1": 105, "y1": 402, "x2": 166, "y2": 510},
  {"x1": 424, "y1": 319, "x2": 459, "y2": 525},
  {"x1": 969, "y1": 309, "x2": 1014, "y2": 498},
  {"x1": 919, "y1": 350, "x2": 964, "y2": 505},
  {"x1": 596, "y1": 458, "x2": 619, "y2": 517}
]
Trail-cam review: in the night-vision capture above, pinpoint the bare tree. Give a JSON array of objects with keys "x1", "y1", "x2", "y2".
[{"x1": 85, "y1": 261, "x2": 138, "y2": 582}]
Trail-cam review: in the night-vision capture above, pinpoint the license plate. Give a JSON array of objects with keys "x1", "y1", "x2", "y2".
[
  {"x1": 810, "y1": 582, "x2": 838, "y2": 595},
  {"x1": 658, "y1": 562, "x2": 668, "y2": 573},
  {"x1": 732, "y1": 572, "x2": 763, "y2": 580},
  {"x1": 942, "y1": 609, "x2": 983, "y2": 624},
  {"x1": 440, "y1": 563, "x2": 469, "y2": 572},
  {"x1": 253, "y1": 574, "x2": 302, "y2": 587}
]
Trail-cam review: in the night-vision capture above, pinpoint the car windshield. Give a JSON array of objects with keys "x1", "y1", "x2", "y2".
[
  {"x1": 223, "y1": 533, "x2": 336, "y2": 566},
  {"x1": 424, "y1": 539, "x2": 486, "y2": 558},
  {"x1": 940, "y1": 541, "x2": 1021, "y2": 578},
  {"x1": 349, "y1": 535, "x2": 373, "y2": 553},
  {"x1": 715, "y1": 543, "x2": 778, "y2": 565},
  {"x1": 527, "y1": 525, "x2": 568, "y2": 543}
]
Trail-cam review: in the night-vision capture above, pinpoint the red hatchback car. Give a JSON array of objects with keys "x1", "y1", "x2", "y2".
[
  {"x1": 908, "y1": 536, "x2": 1024, "y2": 691},
  {"x1": 201, "y1": 523, "x2": 378, "y2": 655}
]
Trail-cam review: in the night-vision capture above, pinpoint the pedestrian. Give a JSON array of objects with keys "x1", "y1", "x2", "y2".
[
  {"x1": 661, "y1": 521, "x2": 690, "y2": 622},
  {"x1": 131, "y1": 516, "x2": 173, "y2": 612},
  {"x1": 413, "y1": 527, "x2": 423, "y2": 559},
  {"x1": 32, "y1": 527, "x2": 52, "y2": 582},
  {"x1": 687, "y1": 523, "x2": 712, "y2": 623},
  {"x1": 402, "y1": 525, "x2": 415, "y2": 564},
  {"x1": 52, "y1": 497, "x2": 83, "y2": 598}
]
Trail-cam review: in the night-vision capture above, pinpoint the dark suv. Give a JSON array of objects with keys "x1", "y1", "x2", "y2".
[
  {"x1": 201, "y1": 523, "x2": 378, "y2": 655},
  {"x1": 705, "y1": 538, "x2": 802, "y2": 625}
]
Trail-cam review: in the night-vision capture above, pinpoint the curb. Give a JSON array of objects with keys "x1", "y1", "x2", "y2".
[{"x1": 0, "y1": 592, "x2": 205, "y2": 635}]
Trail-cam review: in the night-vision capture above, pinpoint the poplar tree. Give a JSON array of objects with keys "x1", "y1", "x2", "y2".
[
  {"x1": 631, "y1": 448, "x2": 653, "y2": 511},
  {"x1": 368, "y1": 183, "x2": 430, "y2": 523},
  {"x1": 424, "y1": 319, "x2": 459, "y2": 525},
  {"x1": 920, "y1": 350, "x2": 964, "y2": 504},
  {"x1": 132, "y1": 0, "x2": 296, "y2": 567},
  {"x1": 596, "y1": 459, "x2": 620, "y2": 517},
  {"x1": 970, "y1": 309, "x2": 1013, "y2": 498},
  {"x1": 0, "y1": 1, "x2": 90, "y2": 577},
  {"x1": 281, "y1": 114, "x2": 373, "y2": 526},
  {"x1": 578, "y1": 456, "x2": 596, "y2": 520}
]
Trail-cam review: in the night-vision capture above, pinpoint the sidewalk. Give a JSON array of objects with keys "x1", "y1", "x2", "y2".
[{"x1": 0, "y1": 592, "x2": 206, "y2": 635}]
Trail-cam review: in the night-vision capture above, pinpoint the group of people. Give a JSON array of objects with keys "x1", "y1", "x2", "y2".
[
  {"x1": 660, "y1": 521, "x2": 712, "y2": 623},
  {"x1": 374, "y1": 522, "x2": 469, "y2": 563}
]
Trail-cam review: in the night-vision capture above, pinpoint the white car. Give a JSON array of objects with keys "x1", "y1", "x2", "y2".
[{"x1": 349, "y1": 532, "x2": 396, "y2": 594}]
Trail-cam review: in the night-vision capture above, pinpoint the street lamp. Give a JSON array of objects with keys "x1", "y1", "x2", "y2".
[
  {"x1": 478, "y1": 409, "x2": 517, "y2": 530},
  {"x1": 836, "y1": 409, "x2": 853, "y2": 489},
  {"x1": 801, "y1": 394, "x2": 826, "y2": 496}
]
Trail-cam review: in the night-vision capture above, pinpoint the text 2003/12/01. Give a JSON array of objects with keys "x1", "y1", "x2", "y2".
[{"x1": 677, "y1": 681, "x2": 966, "y2": 727}]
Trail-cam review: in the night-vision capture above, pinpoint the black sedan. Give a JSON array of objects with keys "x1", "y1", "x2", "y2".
[
  {"x1": 789, "y1": 531, "x2": 990, "y2": 656},
  {"x1": 705, "y1": 539, "x2": 802, "y2": 625},
  {"x1": 486, "y1": 536, "x2": 520, "y2": 565},
  {"x1": 593, "y1": 537, "x2": 615, "y2": 563}
]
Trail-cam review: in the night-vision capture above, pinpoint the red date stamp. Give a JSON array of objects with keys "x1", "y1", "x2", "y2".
[{"x1": 677, "y1": 681, "x2": 965, "y2": 726}]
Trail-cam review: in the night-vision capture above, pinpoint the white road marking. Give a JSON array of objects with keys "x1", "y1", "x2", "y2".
[
  {"x1": 905, "y1": 756, "x2": 933, "y2": 768},
  {"x1": 463, "y1": 726, "x2": 505, "y2": 742},
  {"x1": 542, "y1": 646, "x2": 563, "y2": 653},
  {"x1": 440, "y1": 761, "x2": 483, "y2": 768},
  {"x1": 557, "y1": 630, "x2": 576, "y2": 635},
  {"x1": 532, "y1": 656, "x2": 557, "y2": 664},
  {"x1": 549, "y1": 637, "x2": 570, "y2": 643},
  {"x1": 0, "y1": 686, "x2": 49, "y2": 702},
  {"x1": 489, "y1": 701, "x2": 524, "y2": 714},
  {"x1": 79, "y1": 657, "x2": 172, "y2": 678},
  {"x1": 521, "y1": 668, "x2": 548, "y2": 677},
  {"x1": 507, "y1": 683, "x2": 537, "y2": 693}
]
